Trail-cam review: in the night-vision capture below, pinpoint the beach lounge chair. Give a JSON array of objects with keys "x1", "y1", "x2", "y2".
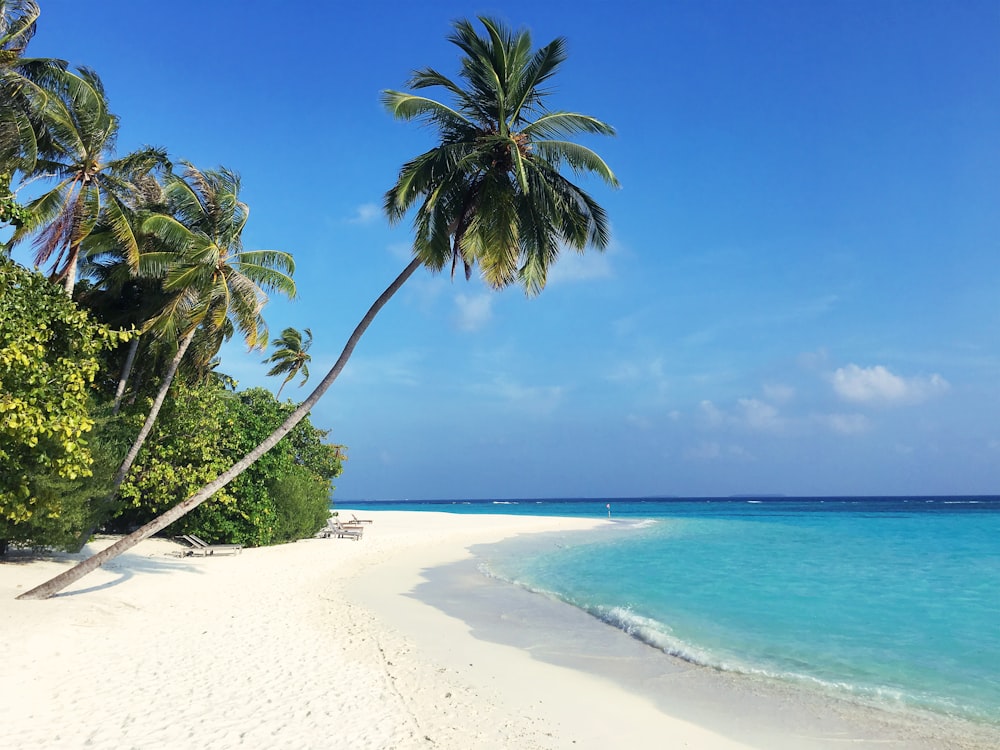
[
  {"x1": 181, "y1": 534, "x2": 243, "y2": 555},
  {"x1": 317, "y1": 521, "x2": 363, "y2": 540},
  {"x1": 349, "y1": 514, "x2": 374, "y2": 524}
]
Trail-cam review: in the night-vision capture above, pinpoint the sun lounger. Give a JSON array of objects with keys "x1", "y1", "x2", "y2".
[
  {"x1": 181, "y1": 534, "x2": 243, "y2": 555},
  {"x1": 317, "y1": 521, "x2": 363, "y2": 540},
  {"x1": 349, "y1": 514, "x2": 374, "y2": 524}
]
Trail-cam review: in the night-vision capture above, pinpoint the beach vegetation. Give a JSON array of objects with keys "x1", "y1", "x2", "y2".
[
  {"x1": 111, "y1": 383, "x2": 341, "y2": 546},
  {"x1": 17, "y1": 15, "x2": 616, "y2": 598},
  {"x1": 2, "y1": 5, "x2": 334, "y2": 567},
  {"x1": 103, "y1": 163, "x2": 297, "y2": 507},
  {"x1": 0, "y1": 256, "x2": 129, "y2": 553}
]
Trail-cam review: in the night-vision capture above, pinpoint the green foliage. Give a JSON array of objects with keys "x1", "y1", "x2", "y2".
[
  {"x1": 0, "y1": 173, "x2": 28, "y2": 226},
  {"x1": 0, "y1": 257, "x2": 129, "y2": 549},
  {"x1": 382, "y1": 16, "x2": 618, "y2": 296},
  {"x1": 267, "y1": 464, "x2": 331, "y2": 544},
  {"x1": 114, "y1": 380, "x2": 241, "y2": 532},
  {"x1": 114, "y1": 383, "x2": 343, "y2": 546}
]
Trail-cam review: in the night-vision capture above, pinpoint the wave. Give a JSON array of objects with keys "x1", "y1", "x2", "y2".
[
  {"x1": 492, "y1": 501, "x2": 519, "y2": 505},
  {"x1": 480, "y1": 564, "x2": 993, "y2": 725},
  {"x1": 631, "y1": 518, "x2": 660, "y2": 529}
]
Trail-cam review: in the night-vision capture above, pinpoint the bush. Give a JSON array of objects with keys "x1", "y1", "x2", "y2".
[
  {"x1": 268, "y1": 464, "x2": 332, "y2": 543},
  {"x1": 0, "y1": 259, "x2": 128, "y2": 553},
  {"x1": 113, "y1": 382, "x2": 343, "y2": 547}
]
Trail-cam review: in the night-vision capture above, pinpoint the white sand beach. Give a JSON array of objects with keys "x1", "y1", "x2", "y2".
[{"x1": 0, "y1": 511, "x2": 987, "y2": 749}]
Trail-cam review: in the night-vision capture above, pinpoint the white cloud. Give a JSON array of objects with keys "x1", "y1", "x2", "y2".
[
  {"x1": 471, "y1": 376, "x2": 564, "y2": 415},
  {"x1": 816, "y1": 412, "x2": 872, "y2": 435},
  {"x1": 348, "y1": 203, "x2": 380, "y2": 224},
  {"x1": 387, "y1": 241, "x2": 413, "y2": 261},
  {"x1": 548, "y1": 240, "x2": 619, "y2": 285},
  {"x1": 699, "y1": 398, "x2": 783, "y2": 432},
  {"x1": 684, "y1": 441, "x2": 753, "y2": 461},
  {"x1": 685, "y1": 441, "x2": 721, "y2": 460},
  {"x1": 762, "y1": 383, "x2": 795, "y2": 404},
  {"x1": 626, "y1": 413, "x2": 653, "y2": 430},
  {"x1": 699, "y1": 400, "x2": 726, "y2": 428},
  {"x1": 606, "y1": 357, "x2": 670, "y2": 399},
  {"x1": 798, "y1": 349, "x2": 830, "y2": 370},
  {"x1": 831, "y1": 364, "x2": 949, "y2": 405},
  {"x1": 737, "y1": 398, "x2": 782, "y2": 431},
  {"x1": 339, "y1": 350, "x2": 423, "y2": 387},
  {"x1": 454, "y1": 293, "x2": 494, "y2": 332}
]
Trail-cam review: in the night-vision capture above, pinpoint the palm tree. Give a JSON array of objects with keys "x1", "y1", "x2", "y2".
[
  {"x1": 0, "y1": 0, "x2": 68, "y2": 226},
  {"x1": 382, "y1": 17, "x2": 618, "y2": 294},
  {"x1": 5, "y1": 66, "x2": 168, "y2": 294},
  {"x1": 76, "y1": 174, "x2": 171, "y2": 413},
  {"x1": 264, "y1": 327, "x2": 313, "y2": 398},
  {"x1": 0, "y1": 1, "x2": 66, "y2": 177},
  {"x1": 104, "y1": 163, "x2": 296, "y2": 498},
  {"x1": 18, "y1": 16, "x2": 618, "y2": 599}
]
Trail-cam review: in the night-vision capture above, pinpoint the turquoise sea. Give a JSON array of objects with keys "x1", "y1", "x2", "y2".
[{"x1": 345, "y1": 496, "x2": 1000, "y2": 733}]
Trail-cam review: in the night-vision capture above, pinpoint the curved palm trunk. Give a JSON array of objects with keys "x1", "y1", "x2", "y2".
[
  {"x1": 109, "y1": 326, "x2": 197, "y2": 495},
  {"x1": 18, "y1": 257, "x2": 422, "y2": 600},
  {"x1": 112, "y1": 336, "x2": 141, "y2": 415}
]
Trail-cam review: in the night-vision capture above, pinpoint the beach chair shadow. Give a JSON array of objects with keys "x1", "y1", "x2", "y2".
[{"x1": 179, "y1": 534, "x2": 243, "y2": 556}]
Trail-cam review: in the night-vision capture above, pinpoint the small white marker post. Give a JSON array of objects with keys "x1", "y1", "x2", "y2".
[{"x1": 606, "y1": 503, "x2": 611, "y2": 519}]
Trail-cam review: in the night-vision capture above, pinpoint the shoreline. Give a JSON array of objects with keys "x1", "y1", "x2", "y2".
[{"x1": 0, "y1": 510, "x2": 994, "y2": 748}]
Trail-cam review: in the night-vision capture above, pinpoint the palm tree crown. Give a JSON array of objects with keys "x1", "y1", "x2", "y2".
[
  {"x1": 382, "y1": 16, "x2": 619, "y2": 295},
  {"x1": 141, "y1": 163, "x2": 296, "y2": 351},
  {"x1": 0, "y1": 0, "x2": 67, "y2": 178},
  {"x1": 264, "y1": 326, "x2": 313, "y2": 398},
  {"x1": 6, "y1": 66, "x2": 168, "y2": 292}
]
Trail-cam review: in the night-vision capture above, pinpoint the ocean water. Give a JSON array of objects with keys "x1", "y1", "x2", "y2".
[{"x1": 344, "y1": 496, "x2": 1000, "y2": 729}]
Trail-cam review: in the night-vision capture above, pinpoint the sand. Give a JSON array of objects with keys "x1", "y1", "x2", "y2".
[{"x1": 0, "y1": 511, "x2": 990, "y2": 749}]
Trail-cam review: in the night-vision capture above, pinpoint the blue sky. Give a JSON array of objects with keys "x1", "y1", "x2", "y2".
[{"x1": 11, "y1": 1, "x2": 1000, "y2": 499}]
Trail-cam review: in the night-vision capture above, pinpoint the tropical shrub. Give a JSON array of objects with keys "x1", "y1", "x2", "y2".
[
  {"x1": 0, "y1": 258, "x2": 128, "y2": 552},
  {"x1": 267, "y1": 464, "x2": 332, "y2": 543}
]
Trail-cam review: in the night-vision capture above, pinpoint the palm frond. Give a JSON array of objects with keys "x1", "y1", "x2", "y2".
[{"x1": 532, "y1": 140, "x2": 620, "y2": 187}]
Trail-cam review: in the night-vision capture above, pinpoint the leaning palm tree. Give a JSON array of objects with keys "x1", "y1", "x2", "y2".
[
  {"x1": 6, "y1": 66, "x2": 168, "y2": 294},
  {"x1": 18, "y1": 16, "x2": 618, "y2": 599},
  {"x1": 264, "y1": 327, "x2": 313, "y2": 398}
]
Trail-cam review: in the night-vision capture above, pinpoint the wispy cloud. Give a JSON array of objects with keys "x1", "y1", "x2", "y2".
[
  {"x1": 470, "y1": 375, "x2": 564, "y2": 414},
  {"x1": 548, "y1": 240, "x2": 619, "y2": 285},
  {"x1": 814, "y1": 412, "x2": 872, "y2": 435},
  {"x1": 338, "y1": 350, "x2": 424, "y2": 387},
  {"x1": 698, "y1": 398, "x2": 784, "y2": 432},
  {"x1": 762, "y1": 382, "x2": 795, "y2": 404},
  {"x1": 683, "y1": 441, "x2": 753, "y2": 461},
  {"x1": 737, "y1": 398, "x2": 783, "y2": 431},
  {"x1": 347, "y1": 202, "x2": 380, "y2": 225},
  {"x1": 830, "y1": 364, "x2": 949, "y2": 405},
  {"x1": 606, "y1": 357, "x2": 670, "y2": 398},
  {"x1": 454, "y1": 293, "x2": 494, "y2": 332}
]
